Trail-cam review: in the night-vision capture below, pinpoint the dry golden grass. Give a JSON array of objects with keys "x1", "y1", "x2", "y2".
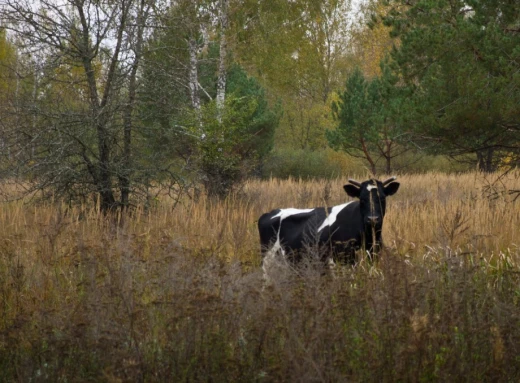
[
  {"x1": 1, "y1": 171, "x2": 520, "y2": 381},
  {"x1": 190, "y1": 171, "x2": 519, "y2": 260},
  {"x1": 0, "y1": 171, "x2": 518, "y2": 265},
  {"x1": 179, "y1": 171, "x2": 518, "y2": 260}
]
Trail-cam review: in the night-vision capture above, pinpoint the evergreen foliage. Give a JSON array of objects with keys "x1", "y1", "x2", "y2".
[
  {"x1": 381, "y1": 0, "x2": 520, "y2": 171},
  {"x1": 180, "y1": 65, "x2": 280, "y2": 197},
  {"x1": 328, "y1": 65, "x2": 410, "y2": 174}
]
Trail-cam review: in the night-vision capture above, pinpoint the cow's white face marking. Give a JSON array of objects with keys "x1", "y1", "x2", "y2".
[
  {"x1": 366, "y1": 184, "x2": 377, "y2": 191},
  {"x1": 318, "y1": 202, "x2": 352, "y2": 232}
]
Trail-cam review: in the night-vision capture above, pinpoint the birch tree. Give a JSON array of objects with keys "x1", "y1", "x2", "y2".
[
  {"x1": 140, "y1": 0, "x2": 279, "y2": 197},
  {"x1": 231, "y1": 0, "x2": 354, "y2": 150},
  {"x1": 350, "y1": 0, "x2": 396, "y2": 78},
  {"x1": 215, "y1": 0, "x2": 228, "y2": 121}
]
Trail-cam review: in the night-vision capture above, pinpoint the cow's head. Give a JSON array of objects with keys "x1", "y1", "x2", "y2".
[{"x1": 343, "y1": 177, "x2": 400, "y2": 231}]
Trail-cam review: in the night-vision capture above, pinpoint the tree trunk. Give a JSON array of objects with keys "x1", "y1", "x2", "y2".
[
  {"x1": 188, "y1": 37, "x2": 201, "y2": 112},
  {"x1": 98, "y1": 129, "x2": 117, "y2": 211},
  {"x1": 385, "y1": 140, "x2": 392, "y2": 174},
  {"x1": 476, "y1": 148, "x2": 495, "y2": 173},
  {"x1": 120, "y1": 0, "x2": 149, "y2": 210},
  {"x1": 216, "y1": 0, "x2": 228, "y2": 122},
  {"x1": 77, "y1": 1, "x2": 130, "y2": 212},
  {"x1": 360, "y1": 138, "x2": 377, "y2": 175}
]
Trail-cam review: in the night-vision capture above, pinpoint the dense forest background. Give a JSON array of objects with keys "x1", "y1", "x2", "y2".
[{"x1": 0, "y1": 0, "x2": 519, "y2": 209}]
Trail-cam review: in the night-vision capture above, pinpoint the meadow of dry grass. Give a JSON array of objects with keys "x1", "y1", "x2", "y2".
[{"x1": 1, "y1": 171, "x2": 519, "y2": 381}]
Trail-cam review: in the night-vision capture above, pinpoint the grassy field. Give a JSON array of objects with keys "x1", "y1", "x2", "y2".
[{"x1": 1, "y1": 171, "x2": 519, "y2": 381}]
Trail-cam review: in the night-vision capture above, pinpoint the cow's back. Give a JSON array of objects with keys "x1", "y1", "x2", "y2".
[
  {"x1": 276, "y1": 208, "x2": 326, "y2": 251},
  {"x1": 258, "y1": 208, "x2": 327, "y2": 256}
]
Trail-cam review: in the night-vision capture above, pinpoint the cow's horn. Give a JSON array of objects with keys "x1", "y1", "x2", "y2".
[
  {"x1": 382, "y1": 176, "x2": 397, "y2": 185},
  {"x1": 348, "y1": 178, "x2": 362, "y2": 187}
]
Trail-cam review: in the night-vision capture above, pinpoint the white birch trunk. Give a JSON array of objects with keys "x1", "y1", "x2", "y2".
[
  {"x1": 188, "y1": 37, "x2": 201, "y2": 113},
  {"x1": 216, "y1": 0, "x2": 228, "y2": 122}
]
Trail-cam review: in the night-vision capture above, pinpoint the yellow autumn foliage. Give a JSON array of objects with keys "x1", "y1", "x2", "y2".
[{"x1": 351, "y1": 0, "x2": 397, "y2": 78}]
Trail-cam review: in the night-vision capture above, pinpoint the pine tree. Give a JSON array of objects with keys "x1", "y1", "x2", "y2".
[
  {"x1": 382, "y1": 0, "x2": 520, "y2": 171},
  {"x1": 327, "y1": 64, "x2": 409, "y2": 174}
]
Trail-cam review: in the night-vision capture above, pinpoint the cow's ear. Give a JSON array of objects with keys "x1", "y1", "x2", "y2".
[
  {"x1": 384, "y1": 182, "x2": 400, "y2": 196},
  {"x1": 344, "y1": 184, "x2": 360, "y2": 198}
]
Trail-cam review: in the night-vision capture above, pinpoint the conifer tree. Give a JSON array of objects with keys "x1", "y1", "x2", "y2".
[{"x1": 382, "y1": 0, "x2": 520, "y2": 171}]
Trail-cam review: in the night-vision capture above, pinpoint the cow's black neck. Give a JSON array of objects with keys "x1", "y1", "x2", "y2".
[{"x1": 362, "y1": 227, "x2": 383, "y2": 255}]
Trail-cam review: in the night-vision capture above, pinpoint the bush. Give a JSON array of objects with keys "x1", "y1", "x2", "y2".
[
  {"x1": 2, "y1": 243, "x2": 520, "y2": 382},
  {"x1": 260, "y1": 147, "x2": 472, "y2": 179},
  {"x1": 388, "y1": 151, "x2": 473, "y2": 174},
  {"x1": 261, "y1": 148, "x2": 365, "y2": 179}
]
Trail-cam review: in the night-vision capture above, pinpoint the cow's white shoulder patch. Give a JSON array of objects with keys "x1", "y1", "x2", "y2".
[
  {"x1": 264, "y1": 208, "x2": 313, "y2": 263},
  {"x1": 271, "y1": 208, "x2": 314, "y2": 221},
  {"x1": 318, "y1": 202, "x2": 352, "y2": 232}
]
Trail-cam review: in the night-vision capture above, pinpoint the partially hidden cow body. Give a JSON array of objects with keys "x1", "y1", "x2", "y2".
[{"x1": 258, "y1": 178, "x2": 400, "y2": 273}]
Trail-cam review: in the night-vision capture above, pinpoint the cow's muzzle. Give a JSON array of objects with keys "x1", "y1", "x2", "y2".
[{"x1": 366, "y1": 216, "x2": 380, "y2": 225}]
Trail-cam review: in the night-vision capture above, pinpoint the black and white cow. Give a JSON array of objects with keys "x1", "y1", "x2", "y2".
[{"x1": 258, "y1": 177, "x2": 400, "y2": 271}]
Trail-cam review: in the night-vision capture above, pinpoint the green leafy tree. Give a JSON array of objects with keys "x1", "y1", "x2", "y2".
[
  {"x1": 381, "y1": 0, "x2": 520, "y2": 171},
  {"x1": 327, "y1": 66, "x2": 408, "y2": 174},
  {"x1": 328, "y1": 69, "x2": 380, "y2": 174},
  {"x1": 138, "y1": 1, "x2": 200, "y2": 176},
  {"x1": 0, "y1": 28, "x2": 16, "y2": 94},
  {"x1": 178, "y1": 64, "x2": 280, "y2": 197},
  {"x1": 232, "y1": 0, "x2": 353, "y2": 150},
  {"x1": 226, "y1": 64, "x2": 280, "y2": 160},
  {"x1": 139, "y1": 0, "x2": 280, "y2": 197}
]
